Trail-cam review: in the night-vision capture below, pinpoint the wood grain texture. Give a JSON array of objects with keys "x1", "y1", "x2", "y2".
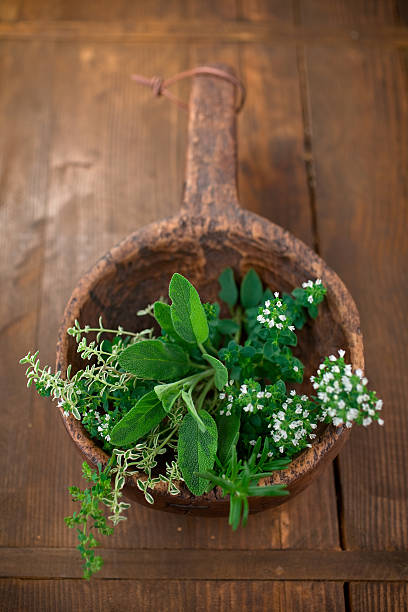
[
  {"x1": 1, "y1": 548, "x2": 407, "y2": 580},
  {"x1": 349, "y1": 582, "x2": 408, "y2": 611},
  {"x1": 299, "y1": 0, "x2": 401, "y2": 26},
  {"x1": 18, "y1": 0, "x2": 238, "y2": 21},
  {"x1": 0, "y1": 0, "x2": 406, "y2": 610},
  {"x1": 0, "y1": 40, "x2": 53, "y2": 547},
  {"x1": 0, "y1": 579, "x2": 344, "y2": 612},
  {"x1": 306, "y1": 45, "x2": 408, "y2": 550}
]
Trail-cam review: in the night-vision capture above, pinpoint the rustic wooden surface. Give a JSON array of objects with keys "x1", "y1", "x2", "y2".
[{"x1": 0, "y1": 1, "x2": 407, "y2": 610}]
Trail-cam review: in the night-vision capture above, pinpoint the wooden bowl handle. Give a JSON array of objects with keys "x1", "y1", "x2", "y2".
[{"x1": 182, "y1": 64, "x2": 240, "y2": 214}]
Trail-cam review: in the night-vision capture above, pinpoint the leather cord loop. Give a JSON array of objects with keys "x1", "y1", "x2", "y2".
[{"x1": 131, "y1": 66, "x2": 246, "y2": 113}]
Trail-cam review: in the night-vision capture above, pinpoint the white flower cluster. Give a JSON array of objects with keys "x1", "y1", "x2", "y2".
[
  {"x1": 265, "y1": 390, "x2": 318, "y2": 456},
  {"x1": 301, "y1": 278, "x2": 323, "y2": 304},
  {"x1": 311, "y1": 350, "x2": 384, "y2": 429},
  {"x1": 81, "y1": 407, "x2": 113, "y2": 442},
  {"x1": 219, "y1": 379, "x2": 269, "y2": 416},
  {"x1": 256, "y1": 294, "x2": 296, "y2": 333}
]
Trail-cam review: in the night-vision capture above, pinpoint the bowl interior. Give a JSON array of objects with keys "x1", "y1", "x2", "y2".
[{"x1": 64, "y1": 223, "x2": 349, "y2": 399}]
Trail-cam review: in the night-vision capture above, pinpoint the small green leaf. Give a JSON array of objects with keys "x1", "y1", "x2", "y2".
[
  {"x1": 292, "y1": 287, "x2": 306, "y2": 302},
  {"x1": 240, "y1": 269, "x2": 263, "y2": 308},
  {"x1": 110, "y1": 391, "x2": 166, "y2": 446},
  {"x1": 279, "y1": 329, "x2": 297, "y2": 347},
  {"x1": 218, "y1": 267, "x2": 238, "y2": 307},
  {"x1": 307, "y1": 303, "x2": 319, "y2": 319},
  {"x1": 154, "y1": 383, "x2": 181, "y2": 412},
  {"x1": 215, "y1": 319, "x2": 239, "y2": 335},
  {"x1": 154, "y1": 301, "x2": 191, "y2": 349},
  {"x1": 153, "y1": 302, "x2": 174, "y2": 334},
  {"x1": 181, "y1": 390, "x2": 206, "y2": 432},
  {"x1": 229, "y1": 495, "x2": 242, "y2": 530},
  {"x1": 264, "y1": 340, "x2": 279, "y2": 360},
  {"x1": 247, "y1": 484, "x2": 289, "y2": 497},
  {"x1": 216, "y1": 411, "x2": 240, "y2": 466},
  {"x1": 169, "y1": 273, "x2": 209, "y2": 345},
  {"x1": 118, "y1": 340, "x2": 191, "y2": 380},
  {"x1": 240, "y1": 345, "x2": 256, "y2": 358},
  {"x1": 177, "y1": 410, "x2": 218, "y2": 496},
  {"x1": 202, "y1": 353, "x2": 228, "y2": 390}
]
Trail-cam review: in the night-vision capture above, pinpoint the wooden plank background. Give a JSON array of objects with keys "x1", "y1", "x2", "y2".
[{"x1": 0, "y1": 1, "x2": 407, "y2": 610}]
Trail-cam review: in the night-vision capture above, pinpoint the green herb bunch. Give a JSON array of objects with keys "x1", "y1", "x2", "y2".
[{"x1": 21, "y1": 268, "x2": 383, "y2": 578}]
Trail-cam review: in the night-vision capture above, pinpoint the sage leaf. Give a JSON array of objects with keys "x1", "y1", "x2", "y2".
[
  {"x1": 154, "y1": 383, "x2": 181, "y2": 413},
  {"x1": 218, "y1": 267, "x2": 238, "y2": 307},
  {"x1": 181, "y1": 389, "x2": 206, "y2": 432},
  {"x1": 216, "y1": 411, "x2": 240, "y2": 466},
  {"x1": 118, "y1": 340, "x2": 191, "y2": 380},
  {"x1": 177, "y1": 409, "x2": 218, "y2": 496},
  {"x1": 240, "y1": 269, "x2": 263, "y2": 308},
  {"x1": 153, "y1": 301, "x2": 175, "y2": 334},
  {"x1": 110, "y1": 391, "x2": 166, "y2": 447},
  {"x1": 169, "y1": 273, "x2": 209, "y2": 345},
  {"x1": 202, "y1": 353, "x2": 228, "y2": 390},
  {"x1": 154, "y1": 301, "x2": 192, "y2": 351}
]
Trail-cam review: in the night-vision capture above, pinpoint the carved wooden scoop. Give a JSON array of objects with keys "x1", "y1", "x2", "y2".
[{"x1": 57, "y1": 65, "x2": 363, "y2": 516}]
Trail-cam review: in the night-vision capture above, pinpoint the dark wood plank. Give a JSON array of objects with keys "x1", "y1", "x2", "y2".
[
  {"x1": 305, "y1": 46, "x2": 408, "y2": 549},
  {"x1": 1, "y1": 548, "x2": 407, "y2": 580},
  {"x1": 0, "y1": 40, "x2": 53, "y2": 547},
  {"x1": 19, "y1": 0, "x2": 238, "y2": 20},
  {"x1": 0, "y1": 579, "x2": 344, "y2": 612},
  {"x1": 299, "y1": 0, "x2": 400, "y2": 26},
  {"x1": 350, "y1": 583, "x2": 408, "y2": 612},
  {"x1": 240, "y1": 0, "x2": 293, "y2": 23},
  {"x1": 0, "y1": 0, "x2": 20, "y2": 20}
]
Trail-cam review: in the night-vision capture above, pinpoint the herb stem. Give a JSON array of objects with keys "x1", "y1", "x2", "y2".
[
  {"x1": 77, "y1": 327, "x2": 142, "y2": 338},
  {"x1": 196, "y1": 377, "x2": 215, "y2": 411}
]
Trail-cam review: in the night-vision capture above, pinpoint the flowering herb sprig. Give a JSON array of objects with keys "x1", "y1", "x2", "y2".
[
  {"x1": 311, "y1": 350, "x2": 384, "y2": 428},
  {"x1": 218, "y1": 379, "x2": 319, "y2": 458},
  {"x1": 21, "y1": 268, "x2": 383, "y2": 579}
]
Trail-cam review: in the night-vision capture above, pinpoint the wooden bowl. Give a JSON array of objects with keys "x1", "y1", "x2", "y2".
[{"x1": 56, "y1": 65, "x2": 364, "y2": 517}]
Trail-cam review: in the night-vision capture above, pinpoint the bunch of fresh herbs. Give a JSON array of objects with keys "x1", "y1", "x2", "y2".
[{"x1": 21, "y1": 269, "x2": 383, "y2": 578}]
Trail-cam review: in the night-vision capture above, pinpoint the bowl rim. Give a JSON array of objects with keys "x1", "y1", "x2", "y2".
[{"x1": 56, "y1": 208, "x2": 364, "y2": 503}]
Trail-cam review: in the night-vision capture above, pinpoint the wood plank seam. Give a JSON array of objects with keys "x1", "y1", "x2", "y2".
[
  {"x1": 0, "y1": 21, "x2": 407, "y2": 46},
  {"x1": 1, "y1": 549, "x2": 407, "y2": 581}
]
